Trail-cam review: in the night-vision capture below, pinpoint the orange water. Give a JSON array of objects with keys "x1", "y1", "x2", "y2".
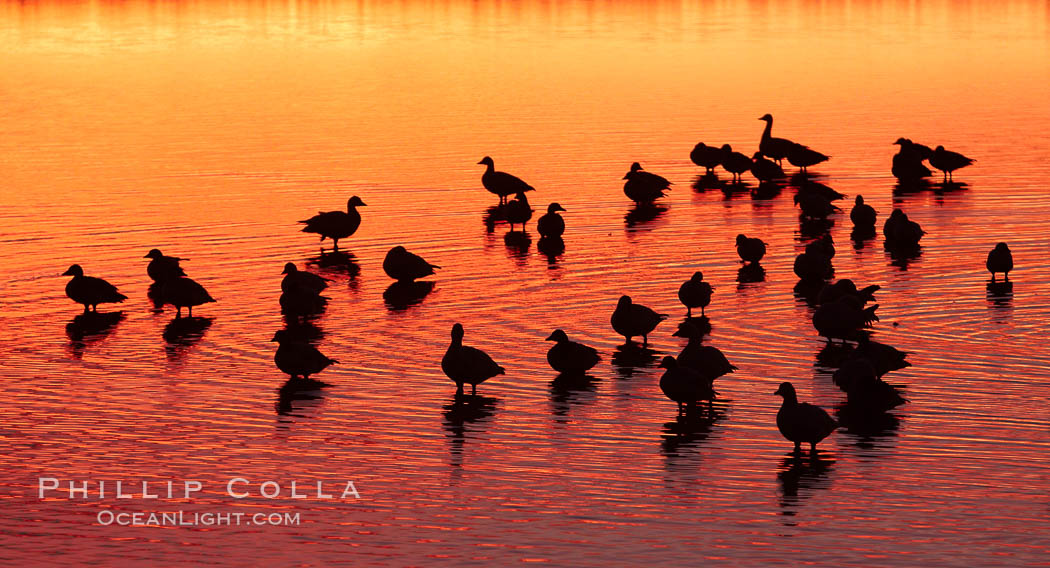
[{"x1": 2, "y1": 1, "x2": 1050, "y2": 565}]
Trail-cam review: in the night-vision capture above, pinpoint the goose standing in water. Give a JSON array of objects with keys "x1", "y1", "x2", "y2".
[
  {"x1": 793, "y1": 242, "x2": 834, "y2": 282},
  {"x1": 736, "y1": 234, "x2": 767, "y2": 264},
  {"x1": 659, "y1": 356, "x2": 717, "y2": 414},
  {"x1": 750, "y1": 152, "x2": 785, "y2": 183},
  {"x1": 812, "y1": 295, "x2": 878, "y2": 343},
  {"x1": 611, "y1": 295, "x2": 667, "y2": 345},
  {"x1": 690, "y1": 142, "x2": 723, "y2": 175},
  {"x1": 883, "y1": 209, "x2": 926, "y2": 247},
  {"x1": 930, "y1": 145, "x2": 975, "y2": 182},
  {"x1": 299, "y1": 196, "x2": 366, "y2": 251},
  {"x1": 504, "y1": 191, "x2": 534, "y2": 231},
  {"x1": 849, "y1": 195, "x2": 877, "y2": 229},
  {"x1": 677, "y1": 272, "x2": 713, "y2": 317},
  {"x1": 719, "y1": 144, "x2": 753, "y2": 183},
  {"x1": 160, "y1": 276, "x2": 216, "y2": 318},
  {"x1": 623, "y1": 162, "x2": 671, "y2": 204},
  {"x1": 758, "y1": 114, "x2": 799, "y2": 165},
  {"x1": 272, "y1": 329, "x2": 338, "y2": 381},
  {"x1": 774, "y1": 382, "x2": 837, "y2": 453},
  {"x1": 442, "y1": 323, "x2": 505, "y2": 395},
  {"x1": 891, "y1": 138, "x2": 933, "y2": 180},
  {"x1": 478, "y1": 156, "x2": 535, "y2": 205},
  {"x1": 383, "y1": 246, "x2": 440, "y2": 282},
  {"x1": 62, "y1": 264, "x2": 128, "y2": 313},
  {"x1": 545, "y1": 329, "x2": 600, "y2": 375},
  {"x1": 281, "y1": 262, "x2": 329, "y2": 295},
  {"x1": 536, "y1": 203, "x2": 566, "y2": 238},
  {"x1": 794, "y1": 192, "x2": 839, "y2": 219},
  {"x1": 786, "y1": 142, "x2": 830, "y2": 173},
  {"x1": 144, "y1": 249, "x2": 187, "y2": 283},
  {"x1": 986, "y1": 242, "x2": 1013, "y2": 282}
]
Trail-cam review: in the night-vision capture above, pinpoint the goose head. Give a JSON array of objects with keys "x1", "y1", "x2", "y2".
[
  {"x1": 672, "y1": 321, "x2": 701, "y2": 339},
  {"x1": 751, "y1": 152, "x2": 765, "y2": 160},
  {"x1": 347, "y1": 196, "x2": 367, "y2": 209},
  {"x1": 889, "y1": 209, "x2": 906, "y2": 221},
  {"x1": 616, "y1": 295, "x2": 633, "y2": 309},
  {"x1": 758, "y1": 113, "x2": 773, "y2": 122},
  {"x1": 62, "y1": 264, "x2": 84, "y2": 277},
  {"x1": 736, "y1": 234, "x2": 748, "y2": 246},
  {"x1": 144, "y1": 249, "x2": 164, "y2": 259},
  {"x1": 546, "y1": 329, "x2": 569, "y2": 343},
  {"x1": 282, "y1": 262, "x2": 298, "y2": 274},
  {"x1": 720, "y1": 143, "x2": 733, "y2": 153},
  {"x1": 477, "y1": 156, "x2": 494, "y2": 167},
  {"x1": 855, "y1": 195, "x2": 865, "y2": 205},
  {"x1": 658, "y1": 356, "x2": 678, "y2": 370},
  {"x1": 546, "y1": 203, "x2": 565, "y2": 214},
  {"x1": 774, "y1": 381, "x2": 797, "y2": 402},
  {"x1": 994, "y1": 242, "x2": 1010, "y2": 252},
  {"x1": 450, "y1": 323, "x2": 465, "y2": 342},
  {"x1": 689, "y1": 271, "x2": 705, "y2": 283},
  {"x1": 271, "y1": 329, "x2": 290, "y2": 343},
  {"x1": 934, "y1": 145, "x2": 946, "y2": 153}
]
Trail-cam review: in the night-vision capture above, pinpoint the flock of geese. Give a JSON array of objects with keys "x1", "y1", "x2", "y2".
[{"x1": 58, "y1": 114, "x2": 1003, "y2": 454}]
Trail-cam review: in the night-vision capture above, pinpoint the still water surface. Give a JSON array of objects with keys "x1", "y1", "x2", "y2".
[{"x1": 2, "y1": 1, "x2": 1050, "y2": 565}]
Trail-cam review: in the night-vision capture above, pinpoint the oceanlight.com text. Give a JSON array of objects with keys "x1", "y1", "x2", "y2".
[{"x1": 96, "y1": 510, "x2": 301, "y2": 527}]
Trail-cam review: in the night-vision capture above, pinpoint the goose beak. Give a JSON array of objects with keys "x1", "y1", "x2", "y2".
[
  {"x1": 545, "y1": 333, "x2": 556, "y2": 341},
  {"x1": 61, "y1": 268, "x2": 74, "y2": 276},
  {"x1": 477, "y1": 159, "x2": 485, "y2": 165}
]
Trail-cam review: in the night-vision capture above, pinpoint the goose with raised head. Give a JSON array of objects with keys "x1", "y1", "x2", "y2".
[
  {"x1": 673, "y1": 321, "x2": 737, "y2": 382},
  {"x1": 383, "y1": 246, "x2": 440, "y2": 282},
  {"x1": 758, "y1": 114, "x2": 798, "y2": 165},
  {"x1": 62, "y1": 264, "x2": 128, "y2": 313},
  {"x1": 281, "y1": 262, "x2": 329, "y2": 295},
  {"x1": 774, "y1": 382, "x2": 838, "y2": 453},
  {"x1": 719, "y1": 144, "x2": 753, "y2": 182},
  {"x1": 736, "y1": 234, "x2": 766, "y2": 264},
  {"x1": 478, "y1": 156, "x2": 535, "y2": 205},
  {"x1": 786, "y1": 142, "x2": 830, "y2": 173},
  {"x1": 144, "y1": 249, "x2": 187, "y2": 283},
  {"x1": 299, "y1": 196, "x2": 366, "y2": 251},
  {"x1": 690, "y1": 142, "x2": 723, "y2": 175},
  {"x1": 659, "y1": 356, "x2": 717, "y2": 414},
  {"x1": 677, "y1": 272, "x2": 713, "y2": 317},
  {"x1": 986, "y1": 242, "x2": 1013, "y2": 282},
  {"x1": 930, "y1": 145, "x2": 975, "y2": 182},
  {"x1": 611, "y1": 295, "x2": 667, "y2": 345},
  {"x1": 750, "y1": 152, "x2": 785, "y2": 183},
  {"x1": 536, "y1": 203, "x2": 566, "y2": 238},
  {"x1": 504, "y1": 191, "x2": 534, "y2": 231},
  {"x1": 849, "y1": 195, "x2": 877, "y2": 229},
  {"x1": 545, "y1": 329, "x2": 600, "y2": 375},
  {"x1": 442, "y1": 323, "x2": 505, "y2": 395},
  {"x1": 892, "y1": 138, "x2": 933, "y2": 180},
  {"x1": 160, "y1": 276, "x2": 216, "y2": 318},
  {"x1": 272, "y1": 329, "x2": 337, "y2": 380},
  {"x1": 623, "y1": 162, "x2": 671, "y2": 204}
]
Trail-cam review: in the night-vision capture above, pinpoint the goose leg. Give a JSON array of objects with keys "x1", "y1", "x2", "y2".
[
  {"x1": 456, "y1": 382, "x2": 463, "y2": 395},
  {"x1": 176, "y1": 306, "x2": 182, "y2": 319},
  {"x1": 471, "y1": 383, "x2": 477, "y2": 396},
  {"x1": 686, "y1": 307, "x2": 692, "y2": 318},
  {"x1": 188, "y1": 306, "x2": 193, "y2": 318},
  {"x1": 793, "y1": 442, "x2": 802, "y2": 454}
]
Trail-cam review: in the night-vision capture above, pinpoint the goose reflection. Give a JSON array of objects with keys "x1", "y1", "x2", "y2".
[
  {"x1": 383, "y1": 280, "x2": 436, "y2": 311},
  {"x1": 986, "y1": 280, "x2": 1013, "y2": 308},
  {"x1": 624, "y1": 203, "x2": 668, "y2": 228},
  {"x1": 691, "y1": 172, "x2": 723, "y2": 192},
  {"x1": 611, "y1": 343, "x2": 659, "y2": 378},
  {"x1": 677, "y1": 315, "x2": 711, "y2": 338},
  {"x1": 792, "y1": 279, "x2": 825, "y2": 308},
  {"x1": 66, "y1": 311, "x2": 125, "y2": 359},
  {"x1": 537, "y1": 236, "x2": 565, "y2": 266},
  {"x1": 548, "y1": 373, "x2": 599, "y2": 417},
  {"x1": 798, "y1": 216, "x2": 834, "y2": 240},
  {"x1": 885, "y1": 243, "x2": 922, "y2": 270},
  {"x1": 147, "y1": 283, "x2": 166, "y2": 311},
  {"x1": 306, "y1": 250, "x2": 361, "y2": 280},
  {"x1": 750, "y1": 181, "x2": 782, "y2": 200},
  {"x1": 163, "y1": 317, "x2": 213, "y2": 360},
  {"x1": 660, "y1": 404, "x2": 725, "y2": 458},
  {"x1": 483, "y1": 204, "x2": 506, "y2": 233},
  {"x1": 814, "y1": 341, "x2": 855, "y2": 370},
  {"x1": 933, "y1": 180, "x2": 969, "y2": 197},
  {"x1": 443, "y1": 394, "x2": 500, "y2": 468},
  {"x1": 835, "y1": 404, "x2": 902, "y2": 447},
  {"x1": 280, "y1": 317, "x2": 324, "y2": 344},
  {"x1": 737, "y1": 263, "x2": 766, "y2": 284},
  {"x1": 275, "y1": 377, "x2": 329, "y2": 420},
  {"x1": 891, "y1": 178, "x2": 933, "y2": 200},
  {"x1": 777, "y1": 452, "x2": 835, "y2": 521},
  {"x1": 503, "y1": 230, "x2": 531, "y2": 262},
  {"x1": 850, "y1": 225, "x2": 877, "y2": 247}
]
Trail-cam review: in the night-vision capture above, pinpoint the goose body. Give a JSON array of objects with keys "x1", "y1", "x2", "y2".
[
  {"x1": 736, "y1": 234, "x2": 767, "y2": 264},
  {"x1": 442, "y1": 323, "x2": 505, "y2": 395},
  {"x1": 272, "y1": 329, "x2": 337, "y2": 379},
  {"x1": 504, "y1": 191, "x2": 534, "y2": 231},
  {"x1": 611, "y1": 295, "x2": 667, "y2": 345},
  {"x1": 281, "y1": 262, "x2": 329, "y2": 295},
  {"x1": 833, "y1": 358, "x2": 906, "y2": 411},
  {"x1": 690, "y1": 142, "x2": 723, "y2": 174},
  {"x1": 891, "y1": 138, "x2": 933, "y2": 180},
  {"x1": 853, "y1": 338, "x2": 911, "y2": 377},
  {"x1": 623, "y1": 162, "x2": 670, "y2": 204},
  {"x1": 536, "y1": 203, "x2": 566, "y2": 238},
  {"x1": 144, "y1": 249, "x2": 187, "y2": 283},
  {"x1": 62, "y1": 264, "x2": 127, "y2": 313},
  {"x1": 279, "y1": 288, "x2": 328, "y2": 317},
  {"x1": 930, "y1": 145, "x2": 974, "y2": 181},
  {"x1": 786, "y1": 142, "x2": 830, "y2": 172},
  {"x1": 812, "y1": 296, "x2": 878, "y2": 342},
  {"x1": 677, "y1": 272, "x2": 713, "y2": 317},
  {"x1": 719, "y1": 145, "x2": 753, "y2": 182},
  {"x1": 479, "y1": 156, "x2": 535, "y2": 205},
  {"x1": 160, "y1": 276, "x2": 216, "y2": 318},
  {"x1": 850, "y1": 195, "x2": 877, "y2": 228},
  {"x1": 673, "y1": 322, "x2": 737, "y2": 382},
  {"x1": 817, "y1": 279, "x2": 879, "y2": 306},
  {"x1": 774, "y1": 382, "x2": 837, "y2": 452},
  {"x1": 758, "y1": 114, "x2": 798, "y2": 165},
  {"x1": 986, "y1": 242, "x2": 1013, "y2": 281},
  {"x1": 883, "y1": 209, "x2": 925, "y2": 247},
  {"x1": 794, "y1": 192, "x2": 839, "y2": 219},
  {"x1": 545, "y1": 329, "x2": 601, "y2": 374},
  {"x1": 750, "y1": 152, "x2": 785, "y2": 183},
  {"x1": 793, "y1": 247, "x2": 833, "y2": 282},
  {"x1": 383, "y1": 246, "x2": 439, "y2": 282},
  {"x1": 659, "y1": 356, "x2": 716, "y2": 413},
  {"x1": 299, "y1": 196, "x2": 365, "y2": 250}
]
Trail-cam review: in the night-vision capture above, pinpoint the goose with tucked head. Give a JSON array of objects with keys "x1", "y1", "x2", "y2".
[
  {"x1": 677, "y1": 272, "x2": 713, "y2": 317},
  {"x1": 536, "y1": 203, "x2": 566, "y2": 238},
  {"x1": 623, "y1": 162, "x2": 671, "y2": 204},
  {"x1": 504, "y1": 191, "x2": 534, "y2": 232},
  {"x1": 611, "y1": 295, "x2": 667, "y2": 345},
  {"x1": 849, "y1": 195, "x2": 877, "y2": 229},
  {"x1": 690, "y1": 142, "x2": 723, "y2": 175},
  {"x1": 299, "y1": 196, "x2": 366, "y2": 251},
  {"x1": 62, "y1": 264, "x2": 128, "y2": 313},
  {"x1": 659, "y1": 356, "x2": 717, "y2": 414},
  {"x1": 735, "y1": 234, "x2": 767, "y2": 264},
  {"x1": 786, "y1": 142, "x2": 830, "y2": 173},
  {"x1": 774, "y1": 382, "x2": 837, "y2": 453},
  {"x1": 930, "y1": 145, "x2": 975, "y2": 182},
  {"x1": 719, "y1": 144, "x2": 753, "y2": 183},
  {"x1": 673, "y1": 321, "x2": 737, "y2": 383},
  {"x1": 750, "y1": 152, "x2": 785, "y2": 183},
  {"x1": 986, "y1": 242, "x2": 1013, "y2": 282},
  {"x1": 442, "y1": 323, "x2": 505, "y2": 395},
  {"x1": 383, "y1": 246, "x2": 440, "y2": 282},
  {"x1": 144, "y1": 249, "x2": 187, "y2": 283},
  {"x1": 479, "y1": 156, "x2": 535, "y2": 205},
  {"x1": 159, "y1": 276, "x2": 216, "y2": 318},
  {"x1": 545, "y1": 329, "x2": 601, "y2": 375},
  {"x1": 281, "y1": 262, "x2": 330, "y2": 295},
  {"x1": 272, "y1": 329, "x2": 338, "y2": 380}
]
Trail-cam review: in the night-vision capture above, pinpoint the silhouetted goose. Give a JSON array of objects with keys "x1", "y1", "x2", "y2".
[
  {"x1": 809, "y1": 233, "x2": 836, "y2": 259},
  {"x1": 690, "y1": 142, "x2": 723, "y2": 174},
  {"x1": 793, "y1": 247, "x2": 833, "y2": 282},
  {"x1": 611, "y1": 295, "x2": 667, "y2": 345},
  {"x1": 536, "y1": 203, "x2": 566, "y2": 238},
  {"x1": 383, "y1": 246, "x2": 439, "y2": 282},
  {"x1": 62, "y1": 264, "x2": 128, "y2": 313},
  {"x1": 786, "y1": 142, "x2": 830, "y2": 173},
  {"x1": 774, "y1": 382, "x2": 838, "y2": 453},
  {"x1": 849, "y1": 195, "x2": 877, "y2": 228},
  {"x1": 891, "y1": 138, "x2": 933, "y2": 180},
  {"x1": 677, "y1": 272, "x2": 713, "y2": 317},
  {"x1": 281, "y1": 262, "x2": 329, "y2": 295},
  {"x1": 812, "y1": 296, "x2": 878, "y2": 343},
  {"x1": 504, "y1": 191, "x2": 534, "y2": 231},
  {"x1": 623, "y1": 162, "x2": 671, "y2": 204},
  {"x1": 479, "y1": 156, "x2": 535, "y2": 205},
  {"x1": 545, "y1": 329, "x2": 600, "y2": 374},
  {"x1": 299, "y1": 196, "x2": 366, "y2": 250},
  {"x1": 736, "y1": 234, "x2": 766, "y2": 264},
  {"x1": 442, "y1": 323, "x2": 505, "y2": 395},
  {"x1": 160, "y1": 276, "x2": 216, "y2": 318},
  {"x1": 817, "y1": 279, "x2": 879, "y2": 306},
  {"x1": 272, "y1": 329, "x2": 337, "y2": 380},
  {"x1": 673, "y1": 322, "x2": 737, "y2": 382},
  {"x1": 659, "y1": 356, "x2": 717, "y2": 414},
  {"x1": 144, "y1": 249, "x2": 187, "y2": 283},
  {"x1": 930, "y1": 145, "x2": 974, "y2": 181},
  {"x1": 883, "y1": 209, "x2": 925, "y2": 247},
  {"x1": 793, "y1": 192, "x2": 839, "y2": 219},
  {"x1": 986, "y1": 242, "x2": 1013, "y2": 282},
  {"x1": 750, "y1": 152, "x2": 785, "y2": 183},
  {"x1": 758, "y1": 114, "x2": 797, "y2": 165},
  {"x1": 719, "y1": 145, "x2": 753, "y2": 183}
]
